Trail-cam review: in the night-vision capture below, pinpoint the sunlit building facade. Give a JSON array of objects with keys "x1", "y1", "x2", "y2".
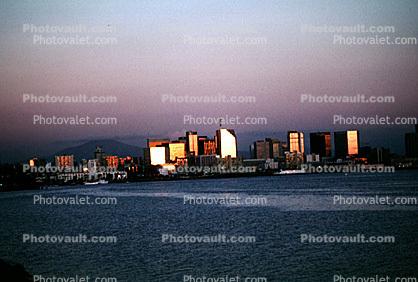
[
  {"x1": 55, "y1": 155, "x2": 74, "y2": 169},
  {"x1": 169, "y1": 142, "x2": 186, "y2": 162},
  {"x1": 198, "y1": 136, "x2": 217, "y2": 155},
  {"x1": 186, "y1": 131, "x2": 198, "y2": 156},
  {"x1": 203, "y1": 139, "x2": 217, "y2": 155},
  {"x1": 149, "y1": 147, "x2": 167, "y2": 165},
  {"x1": 216, "y1": 129, "x2": 237, "y2": 158},
  {"x1": 147, "y1": 139, "x2": 170, "y2": 148},
  {"x1": 334, "y1": 130, "x2": 359, "y2": 158},
  {"x1": 287, "y1": 131, "x2": 305, "y2": 154},
  {"x1": 105, "y1": 155, "x2": 119, "y2": 168}
]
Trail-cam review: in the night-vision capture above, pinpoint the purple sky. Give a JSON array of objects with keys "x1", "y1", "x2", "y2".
[{"x1": 0, "y1": 0, "x2": 417, "y2": 161}]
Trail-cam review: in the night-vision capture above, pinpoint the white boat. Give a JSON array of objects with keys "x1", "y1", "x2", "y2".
[
  {"x1": 98, "y1": 180, "x2": 109, "y2": 184},
  {"x1": 275, "y1": 169, "x2": 307, "y2": 175},
  {"x1": 84, "y1": 181, "x2": 99, "y2": 185}
]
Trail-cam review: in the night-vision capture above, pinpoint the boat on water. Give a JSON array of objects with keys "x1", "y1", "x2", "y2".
[
  {"x1": 84, "y1": 179, "x2": 109, "y2": 185},
  {"x1": 84, "y1": 181, "x2": 99, "y2": 185},
  {"x1": 274, "y1": 169, "x2": 307, "y2": 175}
]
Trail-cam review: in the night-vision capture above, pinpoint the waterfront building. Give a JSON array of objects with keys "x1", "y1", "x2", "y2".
[
  {"x1": 186, "y1": 131, "x2": 198, "y2": 155},
  {"x1": 334, "y1": 130, "x2": 359, "y2": 158},
  {"x1": 215, "y1": 129, "x2": 237, "y2": 158},
  {"x1": 310, "y1": 132, "x2": 332, "y2": 159},
  {"x1": 405, "y1": 125, "x2": 418, "y2": 158},
  {"x1": 287, "y1": 131, "x2": 305, "y2": 154},
  {"x1": 55, "y1": 155, "x2": 74, "y2": 169}
]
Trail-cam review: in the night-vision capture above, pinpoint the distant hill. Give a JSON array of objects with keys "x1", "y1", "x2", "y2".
[{"x1": 51, "y1": 139, "x2": 143, "y2": 161}]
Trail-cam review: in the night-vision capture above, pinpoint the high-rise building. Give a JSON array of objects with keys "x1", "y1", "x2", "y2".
[
  {"x1": 253, "y1": 140, "x2": 270, "y2": 159},
  {"x1": 87, "y1": 159, "x2": 98, "y2": 173},
  {"x1": 198, "y1": 136, "x2": 208, "y2": 155},
  {"x1": 146, "y1": 139, "x2": 170, "y2": 165},
  {"x1": 310, "y1": 132, "x2": 331, "y2": 159},
  {"x1": 216, "y1": 129, "x2": 237, "y2": 158},
  {"x1": 169, "y1": 142, "x2": 186, "y2": 162},
  {"x1": 251, "y1": 138, "x2": 285, "y2": 159},
  {"x1": 105, "y1": 156, "x2": 119, "y2": 168},
  {"x1": 405, "y1": 125, "x2": 418, "y2": 158},
  {"x1": 94, "y1": 146, "x2": 105, "y2": 166},
  {"x1": 203, "y1": 139, "x2": 217, "y2": 155},
  {"x1": 186, "y1": 131, "x2": 198, "y2": 155},
  {"x1": 150, "y1": 147, "x2": 167, "y2": 165},
  {"x1": 266, "y1": 138, "x2": 285, "y2": 158},
  {"x1": 197, "y1": 136, "x2": 217, "y2": 155},
  {"x1": 147, "y1": 139, "x2": 170, "y2": 148},
  {"x1": 287, "y1": 131, "x2": 305, "y2": 154},
  {"x1": 334, "y1": 130, "x2": 359, "y2": 158},
  {"x1": 55, "y1": 155, "x2": 74, "y2": 169}
]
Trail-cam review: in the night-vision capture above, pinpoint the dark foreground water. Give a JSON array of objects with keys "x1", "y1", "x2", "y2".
[{"x1": 1, "y1": 171, "x2": 418, "y2": 282}]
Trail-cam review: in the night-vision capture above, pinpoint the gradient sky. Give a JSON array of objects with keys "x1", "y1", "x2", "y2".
[{"x1": 1, "y1": 0, "x2": 417, "y2": 161}]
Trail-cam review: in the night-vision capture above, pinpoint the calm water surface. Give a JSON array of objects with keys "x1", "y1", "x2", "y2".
[{"x1": 1, "y1": 171, "x2": 417, "y2": 281}]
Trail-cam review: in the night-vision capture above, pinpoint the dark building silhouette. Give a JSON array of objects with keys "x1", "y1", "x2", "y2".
[
  {"x1": 360, "y1": 146, "x2": 391, "y2": 165},
  {"x1": 405, "y1": 125, "x2": 418, "y2": 158},
  {"x1": 310, "y1": 132, "x2": 331, "y2": 159}
]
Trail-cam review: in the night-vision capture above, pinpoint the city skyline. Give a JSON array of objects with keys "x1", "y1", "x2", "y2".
[{"x1": 17, "y1": 125, "x2": 418, "y2": 166}]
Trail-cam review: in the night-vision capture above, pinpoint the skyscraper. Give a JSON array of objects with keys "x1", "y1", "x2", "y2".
[
  {"x1": 186, "y1": 131, "x2": 198, "y2": 156},
  {"x1": 334, "y1": 130, "x2": 359, "y2": 158},
  {"x1": 405, "y1": 125, "x2": 418, "y2": 158},
  {"x1": 146, "y1": 139, "x2": 170, "y2": 165},
  {"x1": 147, "y1": 139, "x2": 170, "y2": 148},
  {"x1": 55, "y1": 155, "x2": 74, "y2": 169},
  {"x1": 287, "y1": 131, "x2": 305, "y2": 154},
  {"x1": 169, "y1": 142, "x2": 186, "y2": 162},
  {"x1": 216, "y1": 129, "x2": 237, "y2": 158},
  {"x1": 251, "y1": 138, "x2": 284, "y2": 159},
  {"x1": 197, "y1": 136, "x2": 208, "y2": 155},
  {"x1": 203, "y1": 139, "x2": 217, "y2": 155},
  {"x1": 149, "y1": 147, "x2": 167, "y2": 165},
  {"x1": 268, "y1": 138, "x2": 284, "y2": 159},
  {"x1": 94, "y1": 146, "x2": 105, "y2": 166},
  {"x1": 310, "y1": 132, "x2": 331, "y2": 158},
  {"x1": 253, "y1": 140, "x2": 270, "y2": 159}
]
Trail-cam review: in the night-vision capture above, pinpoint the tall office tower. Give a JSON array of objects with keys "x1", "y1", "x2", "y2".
[
  {"x1": 267, "y1": 138, "x2": 283, "y2": 158},
  {"x1": 105, "y1": 156, "x2": 119, "y2": 168},
  {"x1": 55, "y1": 155, "x2": 74, "y2": 169},
  {"x1": 197, "y1": 136, "x2": 208, "y2": 155},
  {"x1": 147, "y1": 139, "x2": 170, "y2": 148},
  {"x1": 253, "y1": 140, "x2": 270, "y2": 159},
  {"x1": 252, "y1": 138, "x2": 285, "y2": 159},
  {"x1": 169, "y1": 142, "x2": 186, "y2": 162},
  {"x1": 146, "y1": 139, "x2": 170, "y2": 165},
  {"x1": 287, "y1": 131, "x2": 305, "y2": 154},
  {"x1": 405, "y1": 125, "x2": 418, "y2": 157},
  {"x1": 334, "y1": 130, "x2": 359, "y2": 158},
  {"x1": 94, "y1": 146, "x2": 106, "y2": 165},
  {"x1": 186, "y1": 131, "x2": 198, "y2": 155},
  {"x1": 149, "y1": 147, "x2": 167, "y2": 165},
  {"x1": 310, "y1": 132, "x2": 332, "y2": 158},
  {"x1": 203, "y1": 139, "x2": 217, "y2": 155},
  {"x1": 216, "y1": 128, "x2": 237, "y2": 158}
]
